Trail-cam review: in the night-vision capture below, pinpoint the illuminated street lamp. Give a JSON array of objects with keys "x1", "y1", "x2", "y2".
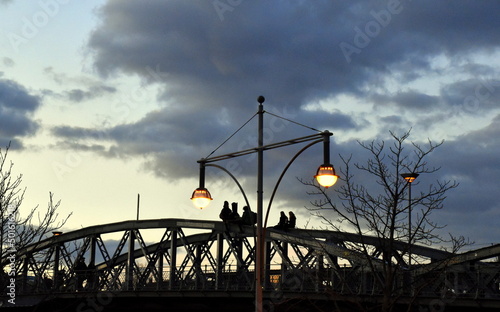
[
  {"x1": 315, "y1": 164, "x2": 338, "y2": 188},
  {"x1": 191, "y1": 162, "x2": 213, "y2": 209},
  {"x1": 401, "y1": 172, "x2": 419, "y2": 267},
  {"x1": 190, "y1": 188, "x2": 213, "y2": 209},
  {"x1": 191, "y1": 96, "x2": 337, "y2": 312}
]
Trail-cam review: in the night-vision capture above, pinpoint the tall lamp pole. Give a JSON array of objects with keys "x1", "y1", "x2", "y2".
[
  {"x1": 191, "y1": 96, "x2": 338, "y2": 312},
  {"x1": 401, "y1": 173, "x2": 419, "y2": 267},
  {"x1": 255, "y1": 96, "x2": 265, "y2": 311}
]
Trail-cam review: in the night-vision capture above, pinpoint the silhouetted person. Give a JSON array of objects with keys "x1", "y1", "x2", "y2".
[
  {"x1": 228, "y1": 202, "x2": 243, "y2": 232},
  {"x1": 241, "y1": 206, "x2": 257, "y2": 225},
  {"x1": 274, "y1": 211, "x2": 288, "y2": 230},
  {"x1": 55, "y1": 269, "x2": 66, "y2": 290},
  {"x1": 287, "y1": 211, "x2": 296, "y2": 230},
  {"x1": 219, "y1": 201, "x2": 232, "y2": 221},
  {"x1": 43, "y1": 274, "x2": 53, "y2": 289},
  {"x1": 229, "y1": 202, "x2": 241, "y2": 221},
  {"x1": 86, "y1": 262, "x2": 97, "y2": 290},
  {"x1": 75, "y1": 257, "x2": 87, "y2": 290}
]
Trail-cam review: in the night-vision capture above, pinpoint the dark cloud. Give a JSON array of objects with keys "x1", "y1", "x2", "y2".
[
  {"x1": 66, "y1": 85, "x2": 116, "y2": 102},
  {"x1": 85, "y1": 0, "x2": 500, "y2": 127},
  {"x1": 371, "y1": 90, "x2": 439, "y2": 110},
  {"x1": 440, "y1": 79, "x2": 500, "y2": 115},
  {"x1": 44, "y1": 0, "x2": 500, "y2": 243},
  {"x1": 427, "y1": 115, "x2": 500, "y2": 242},
  {"x1": 42, "y1": 67, "x2": 117, "y2": 102},
  {"x1": 0, "y1": 79, "x2": 41, "y2": 148}
]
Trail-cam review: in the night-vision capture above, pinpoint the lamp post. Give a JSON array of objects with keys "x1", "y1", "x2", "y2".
[
  {"x1": 191, "y1": 96, "x2": 338, "y2": 312},
  {"x1": 401, "y1": 173, "x2": 419, "y2": 267}
]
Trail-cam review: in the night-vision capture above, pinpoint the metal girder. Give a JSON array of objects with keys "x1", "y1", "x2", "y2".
[
  {"x1": 296, "y1": 229, "x2": 453, "y2": 261},
  {"x1": 418, "y1": 244, "x2": 500, "y2": 274}
]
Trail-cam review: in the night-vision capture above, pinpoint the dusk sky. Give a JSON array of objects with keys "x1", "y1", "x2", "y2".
[{"x1": 1, "y1": 1, "x2": 499, "y2": 248}]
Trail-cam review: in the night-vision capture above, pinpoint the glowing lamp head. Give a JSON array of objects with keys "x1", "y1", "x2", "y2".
[
  {"x1": 52, "y1": 231, "x2": 63, "y2": 236},
  {"x1": 191, "y1": 187, "x2": 213, "y2": 209},
  {"x1": 401, "y1": 173, "x2": 419, "y2": 183},
  {"x1": 315, "y1": 164, "x2": 338, "y2": 188}
]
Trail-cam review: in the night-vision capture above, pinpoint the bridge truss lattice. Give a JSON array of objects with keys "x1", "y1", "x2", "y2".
[{"x1": 2, "y1": 218, "x2": 500, "y2": 309}]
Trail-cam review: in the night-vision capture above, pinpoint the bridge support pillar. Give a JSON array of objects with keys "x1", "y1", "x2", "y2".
[
  {"x1": 216, "y1": 232, "x2": 224, "y2": 290},
  {"x1": 53, "y1": 244, "x2": 60, "y2": 289},
  {"x1": 316, "y1": 254, "x2": 324, "y2": 292},
  {"x1": 157, "y1": 249, "x2": 163, "y2": 290},
  {"x1": 88, "y1": 236, "x2": 97, "y2": 290},
  {"x1": 195, "y1": 244, "x2": 202, "y2": 289},
  {"x1": 265, "y1": 241, "x2": 272, "y2": 289},
  {"x1": 21, "y1": 254, "x2": 29, "y2": 293},
  {"x1": 126, "y1": 230, "x2": 135, "y2": 290},
  {"x1": 90, "y1": 236, "x2": 96, "y2": 268},
  {"x1": 169, "y1": 229, "x2": 177, "y2": 290}
]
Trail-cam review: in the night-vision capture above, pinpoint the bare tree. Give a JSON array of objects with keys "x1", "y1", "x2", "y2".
[
  {"x1": 1, "y1": 142, "x2": 72, "y2": 260},
  {"x1": 300, "y1": 130, "x2": 470, "y2": 312}
]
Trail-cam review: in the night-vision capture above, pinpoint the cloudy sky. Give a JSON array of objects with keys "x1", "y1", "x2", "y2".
[{"x1": 1, "y1": 0, "x2": 499, "y2": 248}]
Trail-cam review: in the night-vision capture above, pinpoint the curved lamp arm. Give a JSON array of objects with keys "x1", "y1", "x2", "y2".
[
  {"x1": 263, "y1": 139, "x2": 323, "y2": 229},
  {"x1": 205, "y1": 164, "x2": 252, "y2": 210}
]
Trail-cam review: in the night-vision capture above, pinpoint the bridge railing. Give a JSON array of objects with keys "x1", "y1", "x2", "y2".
[{"x1": 8, "y1": 262, "x2": 500, "y2": 301}]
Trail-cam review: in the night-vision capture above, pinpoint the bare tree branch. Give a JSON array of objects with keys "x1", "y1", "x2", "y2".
[
  {"x1": 1, "y1": 142, "x2": 72, "y2": 260},
  {"x1": 299, "y1": 130, "x2": 472, "y2": 312}
]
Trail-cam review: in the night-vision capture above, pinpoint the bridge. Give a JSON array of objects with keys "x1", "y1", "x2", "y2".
[{"x1": 2, "y1": 218, "x2": 500, "y2": 311}]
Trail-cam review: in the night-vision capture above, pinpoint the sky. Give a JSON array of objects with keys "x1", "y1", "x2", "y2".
[{"x1": 1, "y1": 0, "x2": 499, "y2": 249}]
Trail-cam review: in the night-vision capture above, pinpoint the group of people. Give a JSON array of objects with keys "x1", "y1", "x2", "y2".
[
  {"x1": 219, "y1": 200, "x2": 297, "y2": 231},
  {"x1": 219, "y1": 201, "x2": 257, "y2": 227},
  {"x1": 273, "y1": 211, "x2": 296, "y2": 231}
]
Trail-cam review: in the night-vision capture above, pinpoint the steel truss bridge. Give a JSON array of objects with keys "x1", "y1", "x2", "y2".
[{"x1": 2, "y1": 218, "x2": 500, "y2": 311}]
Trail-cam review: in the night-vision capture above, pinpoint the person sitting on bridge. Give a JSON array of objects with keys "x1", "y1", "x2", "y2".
[
  {"x1": 228, "y1": 202, "x2": 241, "y2": 221},
  {"x1": 286, "y1": 211, "x2": 296, "y2": 230},
  {"x1": 273, "y1": 211, "x2": 288, "y2": 230},
  {"x1": 241, "y1": 206, "x2": 257, "y2": 226},
  {"x1": 227, "y1": 202, "x2": 244, "y2": 232},
  {"x1": 219, "y1": 201, "x2": 232, "y2": 221}
]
